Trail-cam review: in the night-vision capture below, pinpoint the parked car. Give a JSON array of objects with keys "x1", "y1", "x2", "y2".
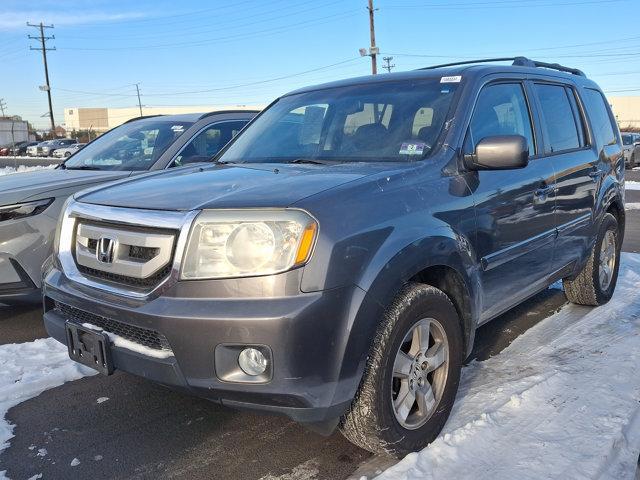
[
  {"x1": 40, "y1": 138, "x2": 77, "y2": 157},
  {"x1": 27, "y1": 141, "x2": 48, "y2": 157},
  {"x1": 0, "y1": 110, "x2": 257, "y2": 303},
  {"x1": 53, "y1": 143, "x2": 86, "y2": 158},
  {"x1": 43, "y1": 58, "x2": 624, "y2": 457},
  {"x1": 10, "y1": 141, "x2": 39, "y2": 156},
  {"x1": 621, "y1": 132, "x2": 640, "y2": 168},
  {"x1": 0, "y1": 144, "x2": 12, "y2": 156}
]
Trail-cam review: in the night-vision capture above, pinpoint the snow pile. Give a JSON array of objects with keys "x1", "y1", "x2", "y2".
[
  {"x1": 0, "y1": 165, "x2": 56, "y2": 176},
  {"x1": 0, "y1": 338, "x2": 95, "y2": 479},
  {"x1": 378, "y1": 253, "x2": 640, "y2": 480}
]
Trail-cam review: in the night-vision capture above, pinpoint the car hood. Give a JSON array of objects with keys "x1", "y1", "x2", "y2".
[
  {"x1": 0, "y1": 169, "x2": 131, "y2": 205},
  {"x1": 76, "y1": 162, "x2": 395, "y2": 211}
]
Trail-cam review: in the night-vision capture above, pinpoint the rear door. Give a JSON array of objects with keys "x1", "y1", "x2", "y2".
[
  {"x1": 466, "y1": 80, "x2": 557, "y2": 321},
  {"x1": 531, "y1": 82, "x2": 598, "y2": 275}
]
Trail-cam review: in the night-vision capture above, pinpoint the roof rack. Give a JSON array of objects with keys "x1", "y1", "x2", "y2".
[{"x1": 418, "y1": 56, "x2": 585, "y2": 77}]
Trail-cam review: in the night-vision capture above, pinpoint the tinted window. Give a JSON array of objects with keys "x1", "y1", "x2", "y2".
[
  {"x1": 218, "y1": 80, "x2": 459, "y2": 164},
  {"x1": 534, "y1": 84, "x2": 580, "y2": 153},
  {"x1": 172, "y1": 120, "x2": 247, "y2": 167},
  {"x1": 468, "y1": 83, "x2": 534, "y2": 153},
  {"x1": 582, "y1": 88, "x2": 617, "y2": 146},
  {"x1": 623, "y1": 134, "x2": 633, "y2": 146}
]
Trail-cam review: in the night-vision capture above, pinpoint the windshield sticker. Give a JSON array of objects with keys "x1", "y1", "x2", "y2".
[
  {"x1": 399, "y1": 142, "x2": 426, "y2": 155},
  {"x1": 171, "y1": 125, "x2": 185, "y2": 132},
  {"x1": 440, "y1": 75, "x2": 462, "y2": 83}
]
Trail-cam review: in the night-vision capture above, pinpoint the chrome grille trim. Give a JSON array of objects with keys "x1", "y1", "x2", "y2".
[{"x1": 58, "y1": 201, "x2": 199, "y2": 299}]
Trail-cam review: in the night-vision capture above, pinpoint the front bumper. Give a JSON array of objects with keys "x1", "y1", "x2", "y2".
[
  {"x1": 43, "y1": 266, "x2": 363, "y2": 424},
  {"x1": 0, "y1": 211, "x2": 58, "y2": 301}
]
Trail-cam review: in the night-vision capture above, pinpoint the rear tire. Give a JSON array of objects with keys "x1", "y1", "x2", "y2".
[
  {"x1": 630, "y1": 154, "x2": 636, "y2": 169},
  {"x1": 339, "y1": 283, "x2": 463, "y2": 457},
  {"x1": 563, "y1": 213, "x2": 620, "y2": 306}
]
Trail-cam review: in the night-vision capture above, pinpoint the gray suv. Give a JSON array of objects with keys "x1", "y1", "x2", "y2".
[
  {"x1": 0, "y1": 110, "x2": 256, "y2": 303},
  {"x1": 43, "y1": 58, "x2": 624, "y2": 456}
]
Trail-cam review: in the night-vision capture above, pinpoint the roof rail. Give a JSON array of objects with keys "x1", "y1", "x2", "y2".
[
  {"x1": 198, "y1": 109, "x2": 261, "y2": 120},
  {"x1": 418, "y1": 56, "x2": 585, "y2": 77}
]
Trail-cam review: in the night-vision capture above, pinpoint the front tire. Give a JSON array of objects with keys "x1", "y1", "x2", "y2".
[
  {"x1": 563, "y1": 213, "x2": 620, "y2": 306},
  {"x1": 339, "y1": 283, "x2": 463, "y2": 457}
]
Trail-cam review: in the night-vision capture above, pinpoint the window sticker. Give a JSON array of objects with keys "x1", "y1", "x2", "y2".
[
  {"x1": 171, "y1": 125, "x2": 185, "y2": 133},
  {"x1": 440, "y1": 75, "x2": 462, "y2": 83},
  {"x1": 399, "y1": 141, "x2": 426, "y2": 155}
]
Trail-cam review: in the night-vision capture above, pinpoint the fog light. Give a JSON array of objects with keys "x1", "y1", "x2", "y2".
[{"x1": 238, "y1": 348, "x2": 267, "y2": 376}]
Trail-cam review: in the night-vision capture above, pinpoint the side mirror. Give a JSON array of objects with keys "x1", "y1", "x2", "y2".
[{"x1": 465, "y1": 135, "x2": 529, "y2": 170}]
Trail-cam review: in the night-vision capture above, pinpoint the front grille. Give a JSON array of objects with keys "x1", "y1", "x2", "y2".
[
  {"x1": 55, "y1": 301, "x2": 172, "y2": 352},
  {"x1": 77, "y1": 263, "x2": 173, "y2": 289},
  {"x1": 73, "y1": 220, "x2": 177, "y2": 291}
]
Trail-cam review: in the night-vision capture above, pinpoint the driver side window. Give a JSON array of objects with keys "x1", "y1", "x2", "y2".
[{"x1": 467, "y1": 83, "x2": 534, "y2": 154}]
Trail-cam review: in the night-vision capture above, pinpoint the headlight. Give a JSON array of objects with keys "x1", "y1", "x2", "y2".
[
  {"x1": 181, "y1": 209, "x2": 318, "y2": 280},
  {"x1": 0, "y1": 198, "x2": 54, "y2": 222}
]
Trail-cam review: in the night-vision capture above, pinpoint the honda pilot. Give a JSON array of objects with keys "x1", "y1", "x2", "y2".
[{"x1": 43, "y1": 58, "x2": 624, "y2": 456}]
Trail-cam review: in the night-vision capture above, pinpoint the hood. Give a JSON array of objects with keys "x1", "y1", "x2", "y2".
[
  {"x1": 0, "y1": 169, "x2": 131, "y2": 205},
  {"x1": 76, "y1": 162, "x2": 397, "y2": 211}
]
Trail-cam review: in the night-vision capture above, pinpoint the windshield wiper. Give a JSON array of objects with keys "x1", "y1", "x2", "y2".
[
  {"x1": 290, "y1": 158, "x2": 333, "y2": 165},
  {"x1": 64, "y1": 165, "x2": 102, "y2": 171}
]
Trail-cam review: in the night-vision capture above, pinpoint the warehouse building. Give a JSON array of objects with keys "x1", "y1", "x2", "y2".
[
  {"x1": 63, "y1": 105, "x2": 263, "y2": 133},
  {"x1": 0, "y1": 117, "x2": 32, "y2": 145},
  {"x1": 609, "y1": 97, "x2": 640, "y2": 130}
]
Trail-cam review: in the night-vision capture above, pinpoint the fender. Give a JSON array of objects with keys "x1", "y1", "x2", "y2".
[{"x1": 324, "y1": 227, "x2": 481, "y2": 410}]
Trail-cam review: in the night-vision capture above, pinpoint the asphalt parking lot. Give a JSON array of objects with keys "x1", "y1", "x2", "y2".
[{"x1": 1, "y1": 172, "x2": 639, "y2": 480}]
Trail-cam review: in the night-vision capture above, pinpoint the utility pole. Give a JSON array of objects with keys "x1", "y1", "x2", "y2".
[
  {"x1": 382, "y1": 56, "x2": 395, "y2": 73},
  {"x1": 367, "y1": 0, "x2": 378, "y2": 75},
  {"x1": 135, "y1": 83, "x2": 143, "y2": 117},
  {"x1": 28, "y1": 22, "x2": 56, "y2": 134}
]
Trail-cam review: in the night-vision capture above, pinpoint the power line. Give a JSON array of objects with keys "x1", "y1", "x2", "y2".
[{"x1": 28, "y1": 21, "x2": 56, "y2": 132}]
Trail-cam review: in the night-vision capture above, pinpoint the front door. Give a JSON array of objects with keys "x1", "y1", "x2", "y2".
[{"x1": 465, "y1": 82, "x2": 557, "y2": 322}]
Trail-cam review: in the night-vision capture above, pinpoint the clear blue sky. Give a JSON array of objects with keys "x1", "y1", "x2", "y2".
[{"x1": 0, "y1": 0, "x2": 638, "y2": 129}]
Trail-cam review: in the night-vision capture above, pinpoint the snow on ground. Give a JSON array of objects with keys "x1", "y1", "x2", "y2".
[
  {"x1": 378, "y1": 253, "x2": 640, "y2": 480},
  {"x1": 0, "y1": 165, "x2": 56, "y2": 176},
  {"x1": 0, "y1": 338, "x2": 95, "y2": 479},
  {"x1": 625, "y1": 181, "x2": 640, "y2": 191}
]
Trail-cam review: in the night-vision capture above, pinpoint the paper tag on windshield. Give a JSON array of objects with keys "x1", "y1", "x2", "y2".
[
  {"x1": 399, "y1": 142, "x2": 426, "y2": 155},
  {"x1": 440, "y1": 75, "x2": 461, "y2": 83}
]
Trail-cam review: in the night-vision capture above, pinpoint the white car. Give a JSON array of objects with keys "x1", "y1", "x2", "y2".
[{"x1": 52, "y1": 143, "x2": 86, "y2": 158}]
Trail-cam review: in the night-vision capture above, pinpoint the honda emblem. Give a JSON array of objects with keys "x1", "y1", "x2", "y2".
[{"x1": 97, "y1": 237, "x2": 117, "y2": 264}]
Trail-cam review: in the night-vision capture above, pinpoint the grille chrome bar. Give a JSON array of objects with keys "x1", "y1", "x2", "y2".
[
  {"x1": 58, "y1": 201, "x2": 199, "y2": 299},
  {"x1": 75, "y1": 222, "x2": 175, "y2": 279}
]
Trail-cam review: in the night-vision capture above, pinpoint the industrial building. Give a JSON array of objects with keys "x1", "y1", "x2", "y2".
[
  {"x1": 0, "y1": 117, "x2": 32, "y2": 145},
  {"x1": 609, "y1": 97, "x2": 640, "y2": 130},
  {"x1": 63, "y1": 105, "x2": 263, "y2": 133}
]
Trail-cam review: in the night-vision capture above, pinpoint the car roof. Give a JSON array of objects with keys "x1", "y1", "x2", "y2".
[
  {"x1": 124, "y1": 109, "x2": 260, "y2": 124},
  {"x1": 285, "y1": 61, "x2": 599, "y2": 97}
]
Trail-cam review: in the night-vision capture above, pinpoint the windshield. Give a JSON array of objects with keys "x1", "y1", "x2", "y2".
[
  {"x1": 63, "y1": 118, "x2": 194, "y2": 171},
  {"x1": 218, "y1": 79, "x2": 459, "y2": 164},
  {"x1": 623, "y1": 134, "x2": 633, "y2": 146}
]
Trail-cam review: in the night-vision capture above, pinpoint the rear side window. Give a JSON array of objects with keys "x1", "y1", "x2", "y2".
[
  {"x1": 582, "y1": 88, "x2": 617, "y2": 146},
  {"x1": 468, "y1": 83, "x2": 534, "y2": 154},
  {"x1": 534, "y1": 84, "x2": 581, "y2": 153}
]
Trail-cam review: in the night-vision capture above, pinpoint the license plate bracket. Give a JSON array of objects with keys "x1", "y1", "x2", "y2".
[{"x1": 65, "y1": 322, "x2": 114, "y2": 375}]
